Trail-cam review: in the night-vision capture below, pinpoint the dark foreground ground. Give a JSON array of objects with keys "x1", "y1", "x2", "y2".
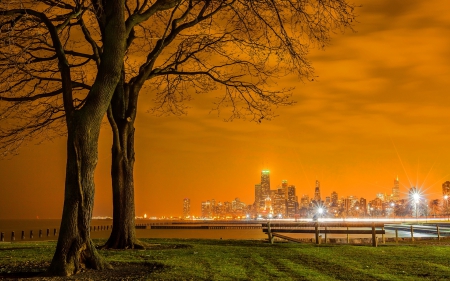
[{"x1": 1, "y1": 238, "x2": 450, "y2": 280}]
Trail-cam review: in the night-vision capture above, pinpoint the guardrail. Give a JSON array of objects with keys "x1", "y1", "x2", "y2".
[
  {"x1": 0, "y1": 225, "x2": 113, "y2": 242},
  {"x1": 263, "y1": 222, "x2": 385, "y2": 247}
]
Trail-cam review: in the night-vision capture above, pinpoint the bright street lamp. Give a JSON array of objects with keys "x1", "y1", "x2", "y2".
[{"x1": 390, "y1": 202, "x2": 395, "y2": 220}]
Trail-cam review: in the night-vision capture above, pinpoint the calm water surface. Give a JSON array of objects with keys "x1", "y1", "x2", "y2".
[{"x1": 0, "y1": 219, "x2": 441, "y2": 243}]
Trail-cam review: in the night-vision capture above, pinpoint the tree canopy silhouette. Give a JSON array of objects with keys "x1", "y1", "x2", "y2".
[{"x1": 1, "y1": 0, "x2": 356, "y2": 275}]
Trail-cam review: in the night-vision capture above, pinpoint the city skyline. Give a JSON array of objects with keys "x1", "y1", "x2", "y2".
[
  {"x1": 186, "y1": 170, "x2": 449, "y2": 219},
  {"x1": 1, "y1": 0, "x2": 450, "y2": 219}
]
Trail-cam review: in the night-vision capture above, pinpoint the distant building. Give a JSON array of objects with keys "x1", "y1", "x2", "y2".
[
  {"x1": 231, "y1": 198, "x2": 246, "y2": 213},
  {"x1": 261, "y1": 170, "x2": 271, "y2": 203},
  {"x1": 281, "y1": 180, "x2": 288, "y2": 199},
  {"x1": 314, "y1": 180, "x2": 321, "y2": 203},
  {"x1": 376, "y1": 193, "x2": 386, "y2": 202},
  {"x1": 286, "y1": 185, "x2": 298, "y2": 217},
  {"x1": 300, "y1": 194, "x2": 310, "y2": 208},
  {"x1": 331, "y1": 191, "x2": 338, "y2": 207},
  {"x1": 183, "y1": 198, "x2": 190, "y2": 218},
  {"x1": 343, "y1": 198, "x2": 351, "y2": 213},
  {"x1": 254, "y1": 184, "x2": 262, "y2": 209},
  {"x1": 271, "y1": 187, "x2": 285, "y2": 217},
  {"x1": 359, "y1": 198, "x2": 367, "y2": 215},
  {"x1": 392, "y1": 176, "x2": 400, "y2": 201},
  {"x1": 254, "y1": 170, "x2": 271, "y2": 212},
  {"x1": 368, "y1": 198, "x2": 383, "y2": 216},
  {"x1": 201, "y1": 200, "x2": 214, "y2": 218}
]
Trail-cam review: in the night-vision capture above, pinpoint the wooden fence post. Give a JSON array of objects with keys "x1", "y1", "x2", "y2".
[
  {"x1": 395, "y1": 229, "x2": 398, "y2": 244},
  {"x1": 371, "y1": 223, "x2": 377, "y2": 247},
  {"x1": 410, "y1": 225, "x2": 414, "y2": 242},
  {"x1": 382, "y1": 226, "x2": 385, "y2": 244},
  {"x1": 267, "y1": 222, "x2": 274, "y2": 244},
  {"x1": 324, "y1": 227, "x2": 328, "y2": 244},
  {"x1": 437, "y1": 225, "x2": 440, "y2": 241},
  {"x1": 315, "y1": 222, "x2": 319, "y2": 244},
  {"x1": 346, "y1": 227, "x2": 349, "y2": 244}
]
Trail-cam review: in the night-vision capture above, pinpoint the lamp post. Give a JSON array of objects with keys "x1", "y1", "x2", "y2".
[
  {"x1": 413, "y1": 193, "x2": 420, "y2": 224},
  {"x1": 444, "y1": 195, "x2": 449, "y2": 221},
  {"x1": 391, "y1": 202, "x2": 395, "y2": 221}
]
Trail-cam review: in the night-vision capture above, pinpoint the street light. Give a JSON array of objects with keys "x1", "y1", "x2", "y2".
[
  {"x1": 444, "y1": 195, "x2": 449, "y2": 221},
  {"x1": 318, "y1": 207, "x2": 324, "y2": 215},
  {"x1": 412, "y1": 192, "x2": 420, "y2": 223},
  {"x1": 391, "y1": 202, "x2": 395, "y2": 220}
]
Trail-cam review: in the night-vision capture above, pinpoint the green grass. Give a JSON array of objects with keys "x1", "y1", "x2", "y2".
[{"x1": 1, "y1": 239, "x2": 450, "y2": 280}]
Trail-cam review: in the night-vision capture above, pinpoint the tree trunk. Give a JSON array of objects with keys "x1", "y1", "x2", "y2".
[
  {"x1": 47, "y1": 0, "x2": 126, "y2": 273},
  {"x1": 104, "y1": 116, "x2": 141, "y2": 249},
  {"x1": 103, "y1": 76, "x2": 141, "y2": 249},
  {"x1": 49, "y1": 113, "x2": 110, "y2": 275}
]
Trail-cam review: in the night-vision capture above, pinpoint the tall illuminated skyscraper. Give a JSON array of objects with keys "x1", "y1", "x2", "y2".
[
  {"x1": 314, "y1": 180, "x2": 321, "y2": 203},
  {"x1": 183, "y1": 198, "x2": 190, "y2": 218},
  {"x1": 286, "y1": 185, "x2": 298, "y2": 217},
  {"x1": 261, "y1": 170, "x2": 270, "y2": 198},
  {"x1": 253, "y1": 170, "x2": 271, "y2": 212},
  {"x1": 281, "y1": 180, "x2": 288, "y2": 198},
  {"x1": 392, "y1": 176, "x2": 400, "y2": 201}
]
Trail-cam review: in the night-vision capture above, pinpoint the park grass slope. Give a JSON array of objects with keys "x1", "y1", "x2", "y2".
[{"x1": 1, "y1": 239, "x2": 450, "y2": 280}]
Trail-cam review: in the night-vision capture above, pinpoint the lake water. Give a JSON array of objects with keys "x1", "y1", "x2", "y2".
[
  {"x1": 0, "y1": 219, "x2": 444, "y2": 243},
  {"x1": 0, "y1": 219, "x2": 268, "y2": 242}
]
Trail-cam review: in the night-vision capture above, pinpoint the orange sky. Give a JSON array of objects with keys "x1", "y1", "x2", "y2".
[{"x1": 1, "y1": 0, "x2": 450, "y2": 219}]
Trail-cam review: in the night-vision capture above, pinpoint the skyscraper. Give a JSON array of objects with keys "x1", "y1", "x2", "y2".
[
  {"x1": 392, "y1": 176, "x2": 400, "y2": 201},
  {"x1": 201, "y1": 200, "x2": 212, "y2": 218},
  {"x1": 281, "y1": 179, "x2": 288, "y2": 199},
  {"x1": 331, "y1": 191, "x2": 338, "y2": 207},
  {"x1": 286, "y1": 185, "x2": 298, "y2": 217},
  {"x1": 314, "y1": 180, "x2": 321, "y2": 203},
  {"x1": 359, "y1": 197, "x2": 367, "y2": 215},
  {"x1": 183, "y1": 198, "x2": 190, "y2": 218},
  {"x1": 261, "y1": 170, "x2": 271, "y2": 200},
  {"x1": 300, "y1": 194, "x2": 310, "y2": 208},
  {"x1": 254, "y1": 170, "x2": 271, "y2": 212},
  {"x1": 254, "y1": 184, "x2": 262, "y2": 209}
]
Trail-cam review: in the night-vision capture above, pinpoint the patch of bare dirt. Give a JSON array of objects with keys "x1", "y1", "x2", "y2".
[{"x1": 0, "y1": 261, "x2": 166, "y2": 280}]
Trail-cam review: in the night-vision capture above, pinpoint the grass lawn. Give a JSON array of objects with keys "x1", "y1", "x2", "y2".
[{"x1": 1, "y1": 239, "x2": 450, "y2": 280}]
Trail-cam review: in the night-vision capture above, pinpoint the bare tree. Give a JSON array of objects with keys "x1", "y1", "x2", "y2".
[
  {"x1": 104, "y1": 0, "x2": 356, "y2": 249},
  {"x1": 1, "y1": 0, "x2": 357, "y2": 271},
  {"x1": 0, "y1": 0, "x2": 127, "y2": 275}
]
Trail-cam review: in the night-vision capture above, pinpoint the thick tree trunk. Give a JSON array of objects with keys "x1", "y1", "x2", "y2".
[
  {"x1": 47, "y1": 0, "x2": 126, "y2": 274},
  {"x1": 49, "y1": 114, "x2": 109, "y2": 275},
  {"x1": 104, "y1": 118, "x2": 141, "y2": 249}
]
